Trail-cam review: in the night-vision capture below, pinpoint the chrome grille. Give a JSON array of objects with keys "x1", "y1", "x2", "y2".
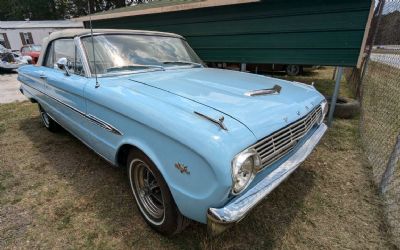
[{"x1": 253, "y1": 105, "x2": 322, "y2": 170}]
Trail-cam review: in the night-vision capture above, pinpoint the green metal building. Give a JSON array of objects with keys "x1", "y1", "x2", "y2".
[{"x1": 80, "y1": 0, "x2": 373, "y2": 67}]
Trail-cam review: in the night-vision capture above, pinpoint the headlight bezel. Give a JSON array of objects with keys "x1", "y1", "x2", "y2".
[
  {"x1": 231, "y1": 99, "x2": 326, "y2": 195},
  {"x1": 318, "y1": 99, "x2": 328, "y2": 124},
  {"x1": 231, "y1": 148, "x2": 261, "y2": 195}
]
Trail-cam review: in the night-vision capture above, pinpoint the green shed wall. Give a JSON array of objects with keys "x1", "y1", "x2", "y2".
[{"x1": 87, "y1": 0, "x2": 372, "y2": 66}]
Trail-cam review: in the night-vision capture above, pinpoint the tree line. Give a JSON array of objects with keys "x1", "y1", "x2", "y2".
[{"x1": 0, "y1": 0, "x2": 152, "y2": 20}]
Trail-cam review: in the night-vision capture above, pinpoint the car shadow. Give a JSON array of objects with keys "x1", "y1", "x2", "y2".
[{"x1": 19, "y1": 115, "x2": 316, "y2": 249}]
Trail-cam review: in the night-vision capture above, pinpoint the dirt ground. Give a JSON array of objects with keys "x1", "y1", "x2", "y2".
[
  {"x1": 0, "y1": 68, "x2": 395, "y2": 249},
  {"x1": 0, "y1": 72, "x2": 27, "y2": 104}
]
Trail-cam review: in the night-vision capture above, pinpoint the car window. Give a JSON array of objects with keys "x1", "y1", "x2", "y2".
[
  {"x1": 44, "y1": 43, "x2": 54, "y2": 68},
  {"x1": 44, "y1": 39, "x2": 85, "y2": 76},
  {"x1": 81, "y1": 34, "x2": 204, "y2": 75},
  {"x1": 54, "y1": 39, "x2": 74, "y2": 67}
]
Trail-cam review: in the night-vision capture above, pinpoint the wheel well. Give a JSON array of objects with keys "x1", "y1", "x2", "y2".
[{"x1": 116, "y1": 144, "x2": 142, "y2": 168}]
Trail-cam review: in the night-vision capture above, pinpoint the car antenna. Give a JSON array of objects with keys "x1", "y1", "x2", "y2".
[{"x1": 88, "y1": 1, "x2": 99, "y2": 88}]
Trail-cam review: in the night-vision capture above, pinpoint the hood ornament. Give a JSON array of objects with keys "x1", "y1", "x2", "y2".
[
  {"x1": 244, "y1": 84, "x2": 281, "y2": 97},
  {"x1": 194, "y1": 111, "x2": 228, "y2": 131}
]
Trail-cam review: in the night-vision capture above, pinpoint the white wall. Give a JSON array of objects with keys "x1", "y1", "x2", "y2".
[{"x1": 0, "y1": 27, "x2": 67, "y2": 50}]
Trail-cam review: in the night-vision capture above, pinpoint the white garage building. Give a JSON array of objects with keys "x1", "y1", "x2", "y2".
[{"x1": 0, "y1": 20, "x2": 82, "y2": 51}]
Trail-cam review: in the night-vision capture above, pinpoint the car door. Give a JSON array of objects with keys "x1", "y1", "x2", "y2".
[{"x1": 39, "y1": 38, "x2": 92, "y2": 143}]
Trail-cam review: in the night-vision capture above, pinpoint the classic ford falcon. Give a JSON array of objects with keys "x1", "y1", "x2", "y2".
[{"x1": 18, "y1": 29, "x2": 328, "y2": 235}]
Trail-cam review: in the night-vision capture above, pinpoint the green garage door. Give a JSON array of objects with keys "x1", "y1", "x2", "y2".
[{"x1": 88, "y1": 0, "x2": 372, "y2": 66}]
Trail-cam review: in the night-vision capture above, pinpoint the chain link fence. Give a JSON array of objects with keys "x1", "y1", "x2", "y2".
[{"x1": 358, "y1": 0, "x2": 400, "y2": 246}]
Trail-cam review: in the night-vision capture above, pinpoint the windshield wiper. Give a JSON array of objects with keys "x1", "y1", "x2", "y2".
[
  {"x1": 106, "y1": 64, "x2": 165, "y2": 73},
  {"x1": 162, "y1": 61, "x2": 203, "y2": 67}
]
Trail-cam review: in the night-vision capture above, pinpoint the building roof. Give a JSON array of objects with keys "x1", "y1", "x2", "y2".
[
  {"x1": 75, "y1": 0, "x2": 258, "y2": 21},
  {"x1": 0, "y1": 20, "x2": 83, "y2": 29},
  {"x1": 47, "y1": 28, "x2": 182, "y2": 40}
]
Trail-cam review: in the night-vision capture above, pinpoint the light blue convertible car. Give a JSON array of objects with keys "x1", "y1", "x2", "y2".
[{"x1": 18, "y1": 29, "x2": 328, "y2": 235}]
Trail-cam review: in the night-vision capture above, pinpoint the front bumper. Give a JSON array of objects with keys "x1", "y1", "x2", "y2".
[{"x1": 207, "y1": 123, "x2": 328, "y2": 235}]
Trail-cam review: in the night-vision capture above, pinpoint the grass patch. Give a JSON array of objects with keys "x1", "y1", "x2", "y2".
[
  {"x1": 273, "y1": 67, "x2": 353, "y2": 98},
  {"x1": 0, "y1": 122, "x2": 5, "y2": 135}
]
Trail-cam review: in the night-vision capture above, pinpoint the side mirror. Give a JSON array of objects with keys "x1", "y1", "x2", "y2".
[{"x1": 56, "y1": 57, "x2": 71, "y2": 76}]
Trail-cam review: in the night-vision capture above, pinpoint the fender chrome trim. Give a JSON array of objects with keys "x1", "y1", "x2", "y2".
[
  {"x1": 207, "y1": 123, "x2": 327, "y2": 235},
  {"x1": 86, "y1": 114, "x2": 123, "y2": 135},
  {"x1": 194, "y1": 111, "x2": 227, "y2": 131}
]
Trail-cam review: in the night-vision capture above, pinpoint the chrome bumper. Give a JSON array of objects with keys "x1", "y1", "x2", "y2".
[{"x1": 207, "y1": 123, "x2": 327, "y2": 234}]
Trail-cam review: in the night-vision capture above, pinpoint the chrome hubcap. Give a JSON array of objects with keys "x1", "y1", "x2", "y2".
[
  {"x1": 131, "y1": 160, "x2": 164, "y2": 223},
  {"x1": 40, "y1": 110, "x2": 50, "y2": 127}
]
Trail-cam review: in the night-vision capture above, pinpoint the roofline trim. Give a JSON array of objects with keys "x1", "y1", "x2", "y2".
[
  {"x1": 78, "y1": 31, "x2": 184, "y2": 39},
  {"x1": 74, "y1": 0, "x2": 259, "y2": 22}
]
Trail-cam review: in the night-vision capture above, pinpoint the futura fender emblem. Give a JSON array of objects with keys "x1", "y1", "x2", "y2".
[{"x1": 175, "y1": 163, "x2": 190, "y2": 175}]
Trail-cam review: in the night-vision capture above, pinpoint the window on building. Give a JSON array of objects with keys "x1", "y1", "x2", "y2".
[
  {"x1": 0, "y1": 33, "x2": 11, "y2": 49},
  {"x1": 19, "y1": 32, "x2": 34, "y2": 45}
]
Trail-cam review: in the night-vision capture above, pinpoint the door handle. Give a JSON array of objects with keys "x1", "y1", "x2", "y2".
[{"x1": 38, "y1": 71, "x2": 47, "y2": 79}]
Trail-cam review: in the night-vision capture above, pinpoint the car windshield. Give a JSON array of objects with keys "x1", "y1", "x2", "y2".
[
  {"x1": 31, "y1": 45, "x2": 42, "y2": 51},
  {"x1": 81, "y1": 34, "x2": 204, "y2": 76}
]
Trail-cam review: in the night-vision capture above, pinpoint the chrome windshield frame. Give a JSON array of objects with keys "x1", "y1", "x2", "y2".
[{"x1": 74, "y1": 36, "x2": 92, "y2": 78}]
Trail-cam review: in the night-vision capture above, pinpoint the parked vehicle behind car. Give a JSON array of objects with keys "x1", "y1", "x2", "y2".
[
  {"x1": 209, "y1": 62, "x2": 316, "y2": 76},
  {"x1": 21, "y1": 44, "x2": 41, "y2": 64},
  {"x1": 17, "y1": 29, "x2": 328, "y2": 236},
  {"x1": 0, "y1": 45, "x2": 31, "y2": 72}
]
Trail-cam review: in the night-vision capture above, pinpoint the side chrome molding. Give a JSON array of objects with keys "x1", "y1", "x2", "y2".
[
  {"x1": 86, "y1": 114, "x2": 123, "y2": 135},
  {"x1": 194, "y1": 111, "x2": 227, "y2": 131},
  {"x1": 20, "y1": 80, "x2": 122, "y2": 136}
]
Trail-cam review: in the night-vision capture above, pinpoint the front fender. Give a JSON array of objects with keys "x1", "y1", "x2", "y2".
[{"x1": 116, "y1": 133, "x2": 232, "y2": 223}]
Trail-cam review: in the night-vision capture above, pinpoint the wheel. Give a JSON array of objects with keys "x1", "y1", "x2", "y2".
[
  {"x1": 127, "y1": 150, "x2": 189, "y2": 236},
  {"x1": 286, "y1": 65, "x2": 302, "y2": 76},
  {"x1": 326, "y1": 96, "x2": 360, "y2": 119},
  {"x1": 38, "y1": 105, "x2": 60, "y2": 132}
]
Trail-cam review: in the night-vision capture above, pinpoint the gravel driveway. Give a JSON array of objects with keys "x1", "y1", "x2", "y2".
[
  {"x1": 0, "y1": 72, "x2": 27, "y2": 104},
  {"x1": 370, "y1": 53, "x2": 400, "y2": 69}
]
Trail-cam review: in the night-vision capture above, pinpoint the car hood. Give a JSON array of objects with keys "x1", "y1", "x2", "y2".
[{"x1": 128, "y1": 68, "x2": 324, "y2": 139}]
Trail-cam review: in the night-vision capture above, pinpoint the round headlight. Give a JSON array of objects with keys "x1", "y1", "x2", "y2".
[
  {"x1": 318, "y1": 99, "x2": 328, "y2": 124},
  {"x1": 231, "y1": 148, "x2": 261, "y2": 195}
]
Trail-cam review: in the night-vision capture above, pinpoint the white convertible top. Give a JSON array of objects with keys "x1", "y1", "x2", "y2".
[{"x1": 37, "y1": 28, "x2": 183, "y2": 66}]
